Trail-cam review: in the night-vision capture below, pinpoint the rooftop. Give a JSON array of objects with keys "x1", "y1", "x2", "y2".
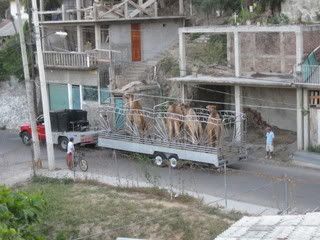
[
  {"x1": 215, "y1": 212, "x2": 320, "y2": 240},
  {"x1": 0, "y1": 19, "x2": 15, "y2": 37},
  {"x1": 179, "y1": 24, "x2": 320, "y2": 34},
  {"x1": 169, "y1": 74, "x2": 295, "y2": 88}
]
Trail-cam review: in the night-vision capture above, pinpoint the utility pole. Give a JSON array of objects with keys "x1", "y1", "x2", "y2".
[
  {"x1": 31, "y1": 0, "x2": 56, "y2": 170},
  {"x1": 15, "y1": 0, "x2": 42, "y2": 166}
]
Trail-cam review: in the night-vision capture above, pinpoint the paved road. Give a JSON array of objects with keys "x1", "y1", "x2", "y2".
[{"x1": 1, "y1": 130, "x2": 320, "y2": 213}]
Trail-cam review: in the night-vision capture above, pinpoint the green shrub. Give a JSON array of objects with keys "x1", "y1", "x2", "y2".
[
  {"x1": 308, "y1": 145, "x2": 320, "y2": 153},
  {"x1": 0, "y1": 185, "x2": 45, "y2": 239}
]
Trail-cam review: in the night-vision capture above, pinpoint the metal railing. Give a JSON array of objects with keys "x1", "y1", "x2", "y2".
[
  {"x1": 295, "y1": 64, "x2": 320, "y2": 85},
  {"x1": 43, "y1": 51, "x2": 109, "y2": 69}
]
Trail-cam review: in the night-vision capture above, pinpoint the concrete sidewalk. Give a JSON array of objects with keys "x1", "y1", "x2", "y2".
[{"x1": 37, "y1": 169, "x2": 278, "y2": 216}]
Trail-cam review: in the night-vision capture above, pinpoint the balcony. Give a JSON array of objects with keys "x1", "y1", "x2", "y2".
[
  {"x1": 38, "y1": 0, "x2": 186, "y2": 23},
  {"x1": 295, "y1": 65, "x2": 320, "y2": 86},
  {"x1": 42, "y1": 50, "x2": 111, "y2": 70}
]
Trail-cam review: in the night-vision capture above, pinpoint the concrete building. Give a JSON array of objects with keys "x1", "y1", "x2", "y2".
[
  {"x1": 170, "y1": 24, "x2": 320, "y2": 151},
  {"x1": 38, "y1": 0, "x2": 186, "y2": 125}
]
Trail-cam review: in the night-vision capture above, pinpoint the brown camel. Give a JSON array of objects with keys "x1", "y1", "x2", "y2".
[
  {"x1": 124, "y1": 94, "x2": 148, "y2": 136},
  {"x1": 206, "y1": 105, "x2": 223, "y2": 147},
  {"x1": 166, "y1": 102, "x2": 187, "y2": 140}
]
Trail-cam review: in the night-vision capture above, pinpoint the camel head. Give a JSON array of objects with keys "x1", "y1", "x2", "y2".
[{"x1": 206, "y1": 105, "x2": 218, "y2": 114}]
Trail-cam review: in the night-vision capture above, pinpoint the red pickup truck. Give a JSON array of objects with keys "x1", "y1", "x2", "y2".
[{"x1": 19, "y1": 114, "x2": 100, "y2": 150}]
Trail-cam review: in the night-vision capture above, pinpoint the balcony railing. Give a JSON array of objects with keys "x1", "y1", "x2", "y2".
[
  {"x1": 295, "y1": 65, "x2": 320, "y2": 85},
  {"x1": 42, "y1": 51, "x2": 111, "y2": 69}
]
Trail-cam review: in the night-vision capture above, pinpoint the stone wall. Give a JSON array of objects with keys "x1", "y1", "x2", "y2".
[
  {"x1": 309, "y1": 108, "x2": 320, "y2": 146},
  {"x1": 282, "y1": 0, "x2": 320, "y2": 22}
]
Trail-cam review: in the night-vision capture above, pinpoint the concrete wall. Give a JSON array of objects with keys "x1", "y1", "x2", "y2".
[
  {"x1": 282, "y1": 0, "x2": 320, "y2": 22},
  {"x1": 310, "y1": 108, "x2": 320, "y2": 146},
  {"x1": 109, "y1": 19, "x2": 182, "y2": 63},
  {"x1": 46, "y1": 69, "x2": 99, "y2": 86},
  {"x1": 242, "y1": 87, "x2": 297, "y2": 131},
  {"x1": 141, "y1": 20, "x2": 180, "y2": 61}
]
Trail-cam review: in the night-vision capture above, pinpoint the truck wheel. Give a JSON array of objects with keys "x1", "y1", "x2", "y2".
[
  {"x1": 168, "y1": 155, "x2": 179, "y2": 168},
  {"x1": 58, "y1": 137, "x2": 69, "y2": 151},
  {"x1": 21, "y1": 132, "x2": 31, "y2": 145},
  {"x1": 153, "y1": 152, "x2": 166, "y2": 167}
]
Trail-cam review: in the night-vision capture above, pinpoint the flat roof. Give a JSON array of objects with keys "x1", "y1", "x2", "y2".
[
  {"x1": 179, "y1": 24, "x2": 320, "y2": 34},
  {"x1": 39, "y1": 16, "x2": 185, "y2": 26},
  {"x1": 215, "y1": 212, "x2": 320, "y2": 240},
  {"x1": 169, "y1": 75, "x2": 295, "y2": 88}
]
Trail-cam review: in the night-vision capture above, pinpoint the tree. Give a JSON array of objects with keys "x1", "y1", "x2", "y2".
[
  {"x1": 0, "y1": 36, "x2": 23, "y2": 81},
  {"x1": 0, "y1": 185, "x2": 45, "y2": 240},
  {"x1": 0, "y1": 0, "x2": 10, "y2": 19}
]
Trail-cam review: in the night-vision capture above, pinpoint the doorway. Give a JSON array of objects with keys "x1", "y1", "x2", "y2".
[{"x1": 131, "y1": 24, "x2": 141, "y2": 61}]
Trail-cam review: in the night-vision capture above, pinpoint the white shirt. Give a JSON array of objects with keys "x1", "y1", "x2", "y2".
[
  {"x1": 67, "y1": 141, "x2": 75, "y2": 154},
  {"x1": 266, "y1": 131, "x2": 275, "y2": 145}
]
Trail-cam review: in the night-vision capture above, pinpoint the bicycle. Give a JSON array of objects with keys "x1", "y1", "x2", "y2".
[{"x1": 73, "y1": 151, "x2": 89, "y2": 172}]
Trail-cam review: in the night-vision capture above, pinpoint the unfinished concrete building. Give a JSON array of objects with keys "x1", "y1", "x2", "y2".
[
  {"x1": 38, "y1": 0, "x2": 186, "y2": 125},
  {"x1": 171, "y1": 24, "x2": 320, "y2": 151}
]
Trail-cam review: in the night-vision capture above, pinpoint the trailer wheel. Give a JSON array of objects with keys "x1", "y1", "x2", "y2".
[
  {"x1": 21, "y1": 132, "x2": 31, "y2": 145},
  {"x1": 168, "y1": 155, "x2": 179, "y2": 168},
  {"x1": 58, "y1": 137, "x2": 69, "y2": 151},
  {"x1": 153, "y1": 152, "x2": 165, "y2": 167}
]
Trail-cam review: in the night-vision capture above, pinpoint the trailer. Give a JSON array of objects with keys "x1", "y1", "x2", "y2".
[{"x1": 98, "y1": 99, "x2": 247, "y2": 168}]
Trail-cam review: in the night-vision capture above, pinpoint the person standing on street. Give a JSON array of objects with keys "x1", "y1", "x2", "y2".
[
  {"x1": 265, "y1": 127, "x2": 275, "y2": 159},
  {"x1": 66, "y1": 137, "x2": 75, "y2": 170}
]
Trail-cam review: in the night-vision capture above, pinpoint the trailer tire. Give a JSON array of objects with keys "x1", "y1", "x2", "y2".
[
  {"x1": 58, "y1": 137, "x2": 69, "y2": 151},
  {"x1": 21, "y1": 132, "x2": 31, "y2": 145},
  {"x1": 153, "y1": 152, "x2": 166, "y2": 167},
  {"x1": 168, "y1": 155, "x2": 179, "y2": 168}
]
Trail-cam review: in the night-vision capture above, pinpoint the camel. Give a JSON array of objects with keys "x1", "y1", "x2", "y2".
[
  {"x1": 184, "y1": 106, "x2": 203, "y2": 144},
  {"x1": 166, "y1": 102, "x2": 187, "y2": 140},
  {"x1": 123, "y1": 94, "x2": 148, "y2": 136},
  {"x1": 206, "y1": 105, "x2": 223, "y2": 147}
]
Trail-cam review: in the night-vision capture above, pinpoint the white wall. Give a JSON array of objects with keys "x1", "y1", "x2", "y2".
[{"x1": 242, "y1": 87, "x2": 297, "y2": 131}]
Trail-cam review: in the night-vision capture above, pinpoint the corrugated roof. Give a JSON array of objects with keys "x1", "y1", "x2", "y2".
[
  {"x1": 215, "y1": 212, "x2": 320, "y2": 240},
  {"x1": 0, "y1": 19, "x2": 16, "y2": 37}
]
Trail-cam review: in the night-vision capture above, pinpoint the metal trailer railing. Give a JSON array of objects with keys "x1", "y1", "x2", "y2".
[{"x1": 98, "y1": 100, "x2": 247, "y2": 168}]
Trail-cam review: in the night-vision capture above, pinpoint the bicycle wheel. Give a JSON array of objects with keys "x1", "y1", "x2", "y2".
[{"x1": 79, "y1": 159, "x2": 88, "y2": 172}]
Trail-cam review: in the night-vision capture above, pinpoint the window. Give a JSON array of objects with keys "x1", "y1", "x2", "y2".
[{"x1": 83, "y1": 86, "x2": 98, "y2": 102}]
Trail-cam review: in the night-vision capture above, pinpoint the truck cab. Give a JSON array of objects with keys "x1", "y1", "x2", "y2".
[{"x1": 19, "y1": 110, "x2": 100, "y2": 150}]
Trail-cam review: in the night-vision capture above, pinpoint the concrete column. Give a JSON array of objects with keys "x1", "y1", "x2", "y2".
[
  {"x1": 179, "y1": 0, "x2": 184, "y2": 15},
  {"x1": 95, "y1": 24, "x2": 101, "y2": 49},
  {"x1": 303, "y1": 88, "x2": 309, "y2": 150},
  {"x1": 39, "y1": 0, "x2": 44, "y2": 21},
  {"x1": 154, "y1": 1, "x2": 158, "y2": 17},
  {"x1": 234, "y1": 31, "x2": 241, "y2": 77},
  {"x1": 76, "y1": 0, "x2": 81, "y2": 20},
  {"x1": 226, "y1": 33, "x2": 231, "y2": 67},
  {"x1": 68, "y1": 84, "x2": 73, "y2": 109},
  {"x1": 124, "y1": 1, "x2": 129, "y2": 18},
  {"x1": 77, "y1": 25, "x2": 83, "y2": 52},
  {"x1": 181, "y1": 83, "x2": 187, "y2": 103},
  {"x1": 179, "y1": 29, "x2": 186, "y2": 77},
  {"x1": 61, "y1": 3, "x2": 66, "y2": 21},
  {"x1": 295, "y1": 30, "x2": 304, "y2": 71},
  {"x1": 297, "y1": 88, "x2": 303, "y2": 150},
  {"x1": 235, "y1": 85, "x2": 242, "y2": 142},
  {"x1": 280, "y1": 33, "x2": 286, "y2": 73},
  {"x1": 79, "y1": 85, "x2": 83, "y2": 110}
]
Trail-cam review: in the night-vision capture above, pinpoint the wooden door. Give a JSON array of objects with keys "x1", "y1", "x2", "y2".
[{"x1": 131, "y1": 24, "x2": 141, "y2": 62}]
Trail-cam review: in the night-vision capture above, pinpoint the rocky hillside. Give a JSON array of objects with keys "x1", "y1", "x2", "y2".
[{"x1": 0, "y1": 81, "x2": 29, "y2": 130}]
